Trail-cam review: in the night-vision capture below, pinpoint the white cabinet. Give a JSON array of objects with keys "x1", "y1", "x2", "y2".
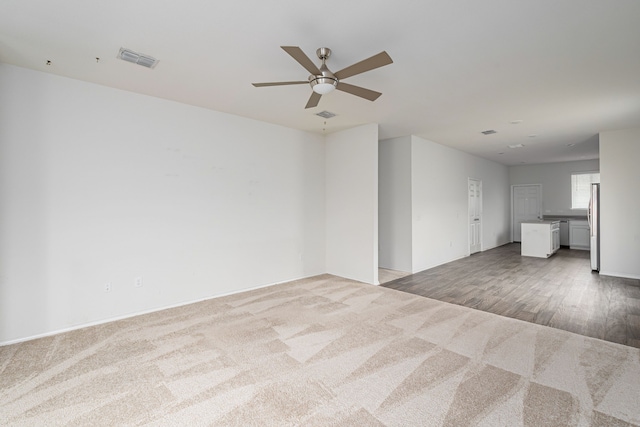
[
  {"x1": 521, "y1": 221, "x2": 560, "y2": 258},
  {"x1": 569, "y1": 220, "x2": 590, "y2": 250}
]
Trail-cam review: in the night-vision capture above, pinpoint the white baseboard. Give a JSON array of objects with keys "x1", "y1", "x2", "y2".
[
  {"x1": 598, "y1": 270, "x2": 640, "y2": 280},
  {"x1": 413, "y1": 254, "x2": 467, "y2": 274},
  {"x1": 413, "y1": 242, "x2": 512, "y2": 274},
  {"x1": 482, "y1": 241, "x2": 511, "y2": 252},
  {"x1": 0, "y1": 275, "x2": 311, "y2": 347}
]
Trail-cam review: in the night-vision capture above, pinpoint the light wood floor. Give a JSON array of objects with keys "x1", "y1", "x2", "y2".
[{"x1": 382, "y1": 243, "x2": 640, "y2": 348}]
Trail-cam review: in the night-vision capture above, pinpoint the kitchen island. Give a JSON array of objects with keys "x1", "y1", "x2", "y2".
[{"x1": 521, "y1": 220, "x2": 560, "y2": 258}]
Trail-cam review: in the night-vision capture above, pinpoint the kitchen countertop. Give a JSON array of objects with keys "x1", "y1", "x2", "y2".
[
  {"x1": 543, "y1": 215, "x2": 588, "y2": 221},
  {"x1": 522, "y1": 220, "x2": 560, "y2": 225}
]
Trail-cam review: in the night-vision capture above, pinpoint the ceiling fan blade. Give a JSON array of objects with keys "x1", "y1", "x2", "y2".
[
  {"x1": 334, "y1": 51, "x2": 393, "y2": 80},
  {"x1": 252, "y1": 81, "x2": 308, "y2": 87},
  {"x1": 305, "y1": 92, "x2": 322, "y2": 109},
  {"x1": 336, "y1": 82, "x2": 382, "y2": 101},
  {"x1": 281, "y1": 46, "x2": 322, "y2": 75}
]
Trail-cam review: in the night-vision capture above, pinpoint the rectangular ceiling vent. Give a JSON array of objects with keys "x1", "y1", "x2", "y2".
[
  {"x1": 118, "y1": 47, "x2": 158, "y2": 69},
  {"x1": 316, "y1": 111, "x2": 336, "y2": 119},
  {"x1": 481, "y1": 129, "x2": 497, "y2": 135}
]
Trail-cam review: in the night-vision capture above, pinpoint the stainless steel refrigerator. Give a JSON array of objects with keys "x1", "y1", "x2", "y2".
[{"x1": 588, "y1": 183, "x2": 600, "y2": 271}]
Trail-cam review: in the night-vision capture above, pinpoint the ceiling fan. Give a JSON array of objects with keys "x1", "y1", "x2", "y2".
[{"x1": 252, "y1": 46, "x2": 393, "y2": 109}]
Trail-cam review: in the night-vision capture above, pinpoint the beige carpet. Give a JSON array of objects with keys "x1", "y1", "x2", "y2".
[
  {"x1": 1, "y1": 274, "x2": 639, "y2": 426},
  {"x1": 378, "y1": 268, "x2": 411, "y2": 284}
]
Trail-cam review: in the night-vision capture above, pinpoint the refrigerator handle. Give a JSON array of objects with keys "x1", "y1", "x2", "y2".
[{"x1": 587, "y1": 196, "x2": 592, "y2": 231}]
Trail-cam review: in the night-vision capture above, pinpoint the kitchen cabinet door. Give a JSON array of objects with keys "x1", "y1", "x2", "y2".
[{"x1": 570, "y1": 220, "x2": 590, "y2": 250}]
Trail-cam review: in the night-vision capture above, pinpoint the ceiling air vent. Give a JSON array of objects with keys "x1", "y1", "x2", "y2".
[
  {"x1": 481, "y1": 129, "x2": 497, "y2": 135},
  {"x1": 118, "y1": 47, "x2": 158, "y2": 69},
  {"x1": 316, "y1": 111, "x2": 336, "y2": 119}
]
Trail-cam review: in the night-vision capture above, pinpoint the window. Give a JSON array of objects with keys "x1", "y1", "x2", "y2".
[{"x1": 571, "y1": 172, "x2": 600, "y2": 209}]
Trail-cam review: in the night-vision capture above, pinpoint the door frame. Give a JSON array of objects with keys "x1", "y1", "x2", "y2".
[
  {"x1": 510, "y1": 184, "x2": 543, "y2": 242},
  {"x1": 468, "y1": 178, "x2": 483, "y2": 256}
]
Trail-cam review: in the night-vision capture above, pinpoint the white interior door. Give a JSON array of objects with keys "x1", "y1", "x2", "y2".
[
  {"x1": 512, "y1": 184, "x2": 542, "y2": 242},
  {"x1": 469, "y1": 178, "x2": 482, "y2": 254}
]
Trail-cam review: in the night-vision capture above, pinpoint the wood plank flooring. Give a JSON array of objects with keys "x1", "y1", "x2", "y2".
[{"x1": 382, "y1": 243, "x2": 640, "y2": 348}]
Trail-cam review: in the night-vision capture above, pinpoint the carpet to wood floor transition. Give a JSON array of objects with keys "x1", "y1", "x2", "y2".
[{"x1": 1, "y1": 274, "x2": 639, "y2": 426}]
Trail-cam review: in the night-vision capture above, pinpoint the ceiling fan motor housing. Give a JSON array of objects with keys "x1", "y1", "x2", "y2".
[{"x1": 309, "y1": 47, "x2": 338, "y2": 94}]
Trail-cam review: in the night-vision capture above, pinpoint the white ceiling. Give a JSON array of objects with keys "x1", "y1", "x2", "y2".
[{"x1": 2, "y1": 0, "x2": 639, "y2": 166}]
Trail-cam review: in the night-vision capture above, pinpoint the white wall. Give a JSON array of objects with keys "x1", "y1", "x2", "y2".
[
  {"x1": 326, "y1": 124, "x2": 379, "y2": 285},
  {"x1": 411, "y1": 136, "x2": 511, "y2": 272},
  {"x1": 599, "y1": 128, "x2": 640, "y2": 279},
  {"x1": 509, "y1": 159, "x2": 600, "y2": 215},
  {"x1": 378, "y1": 137, "x2": 412, "y2": 272},
  {"x1": 378, "y1": 135, "x2": 511, "y2": 274},
  {"x1": 0, "y1": 64, "x2": 326, "y2": 344}
]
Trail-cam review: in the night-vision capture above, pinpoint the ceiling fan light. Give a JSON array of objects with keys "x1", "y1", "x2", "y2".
[
  {"x1": 310, "y1": 77, "x2": 337, "y2": 95},
  {"x1": 313, "y1": 83, "x2": 335, "y2": 95}
]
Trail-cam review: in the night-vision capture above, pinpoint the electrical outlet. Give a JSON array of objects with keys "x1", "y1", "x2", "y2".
[
  {"x1": 134, "y1": 277, "x2": 143, "y2": 288},
  {"x1": 105, "y1": 282, "x2": 112, "y2": 292}
]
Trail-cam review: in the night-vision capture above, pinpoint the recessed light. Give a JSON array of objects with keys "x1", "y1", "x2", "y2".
[
  {"x1": 481, "y1": 129, "x2": 497, "y2": 135},
  {"x1": 509, "y1": 120, "x2": 523, "y2": 125},
  {"x1": 508, "y1": 144, "x2": 524, "y2": 149}
]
